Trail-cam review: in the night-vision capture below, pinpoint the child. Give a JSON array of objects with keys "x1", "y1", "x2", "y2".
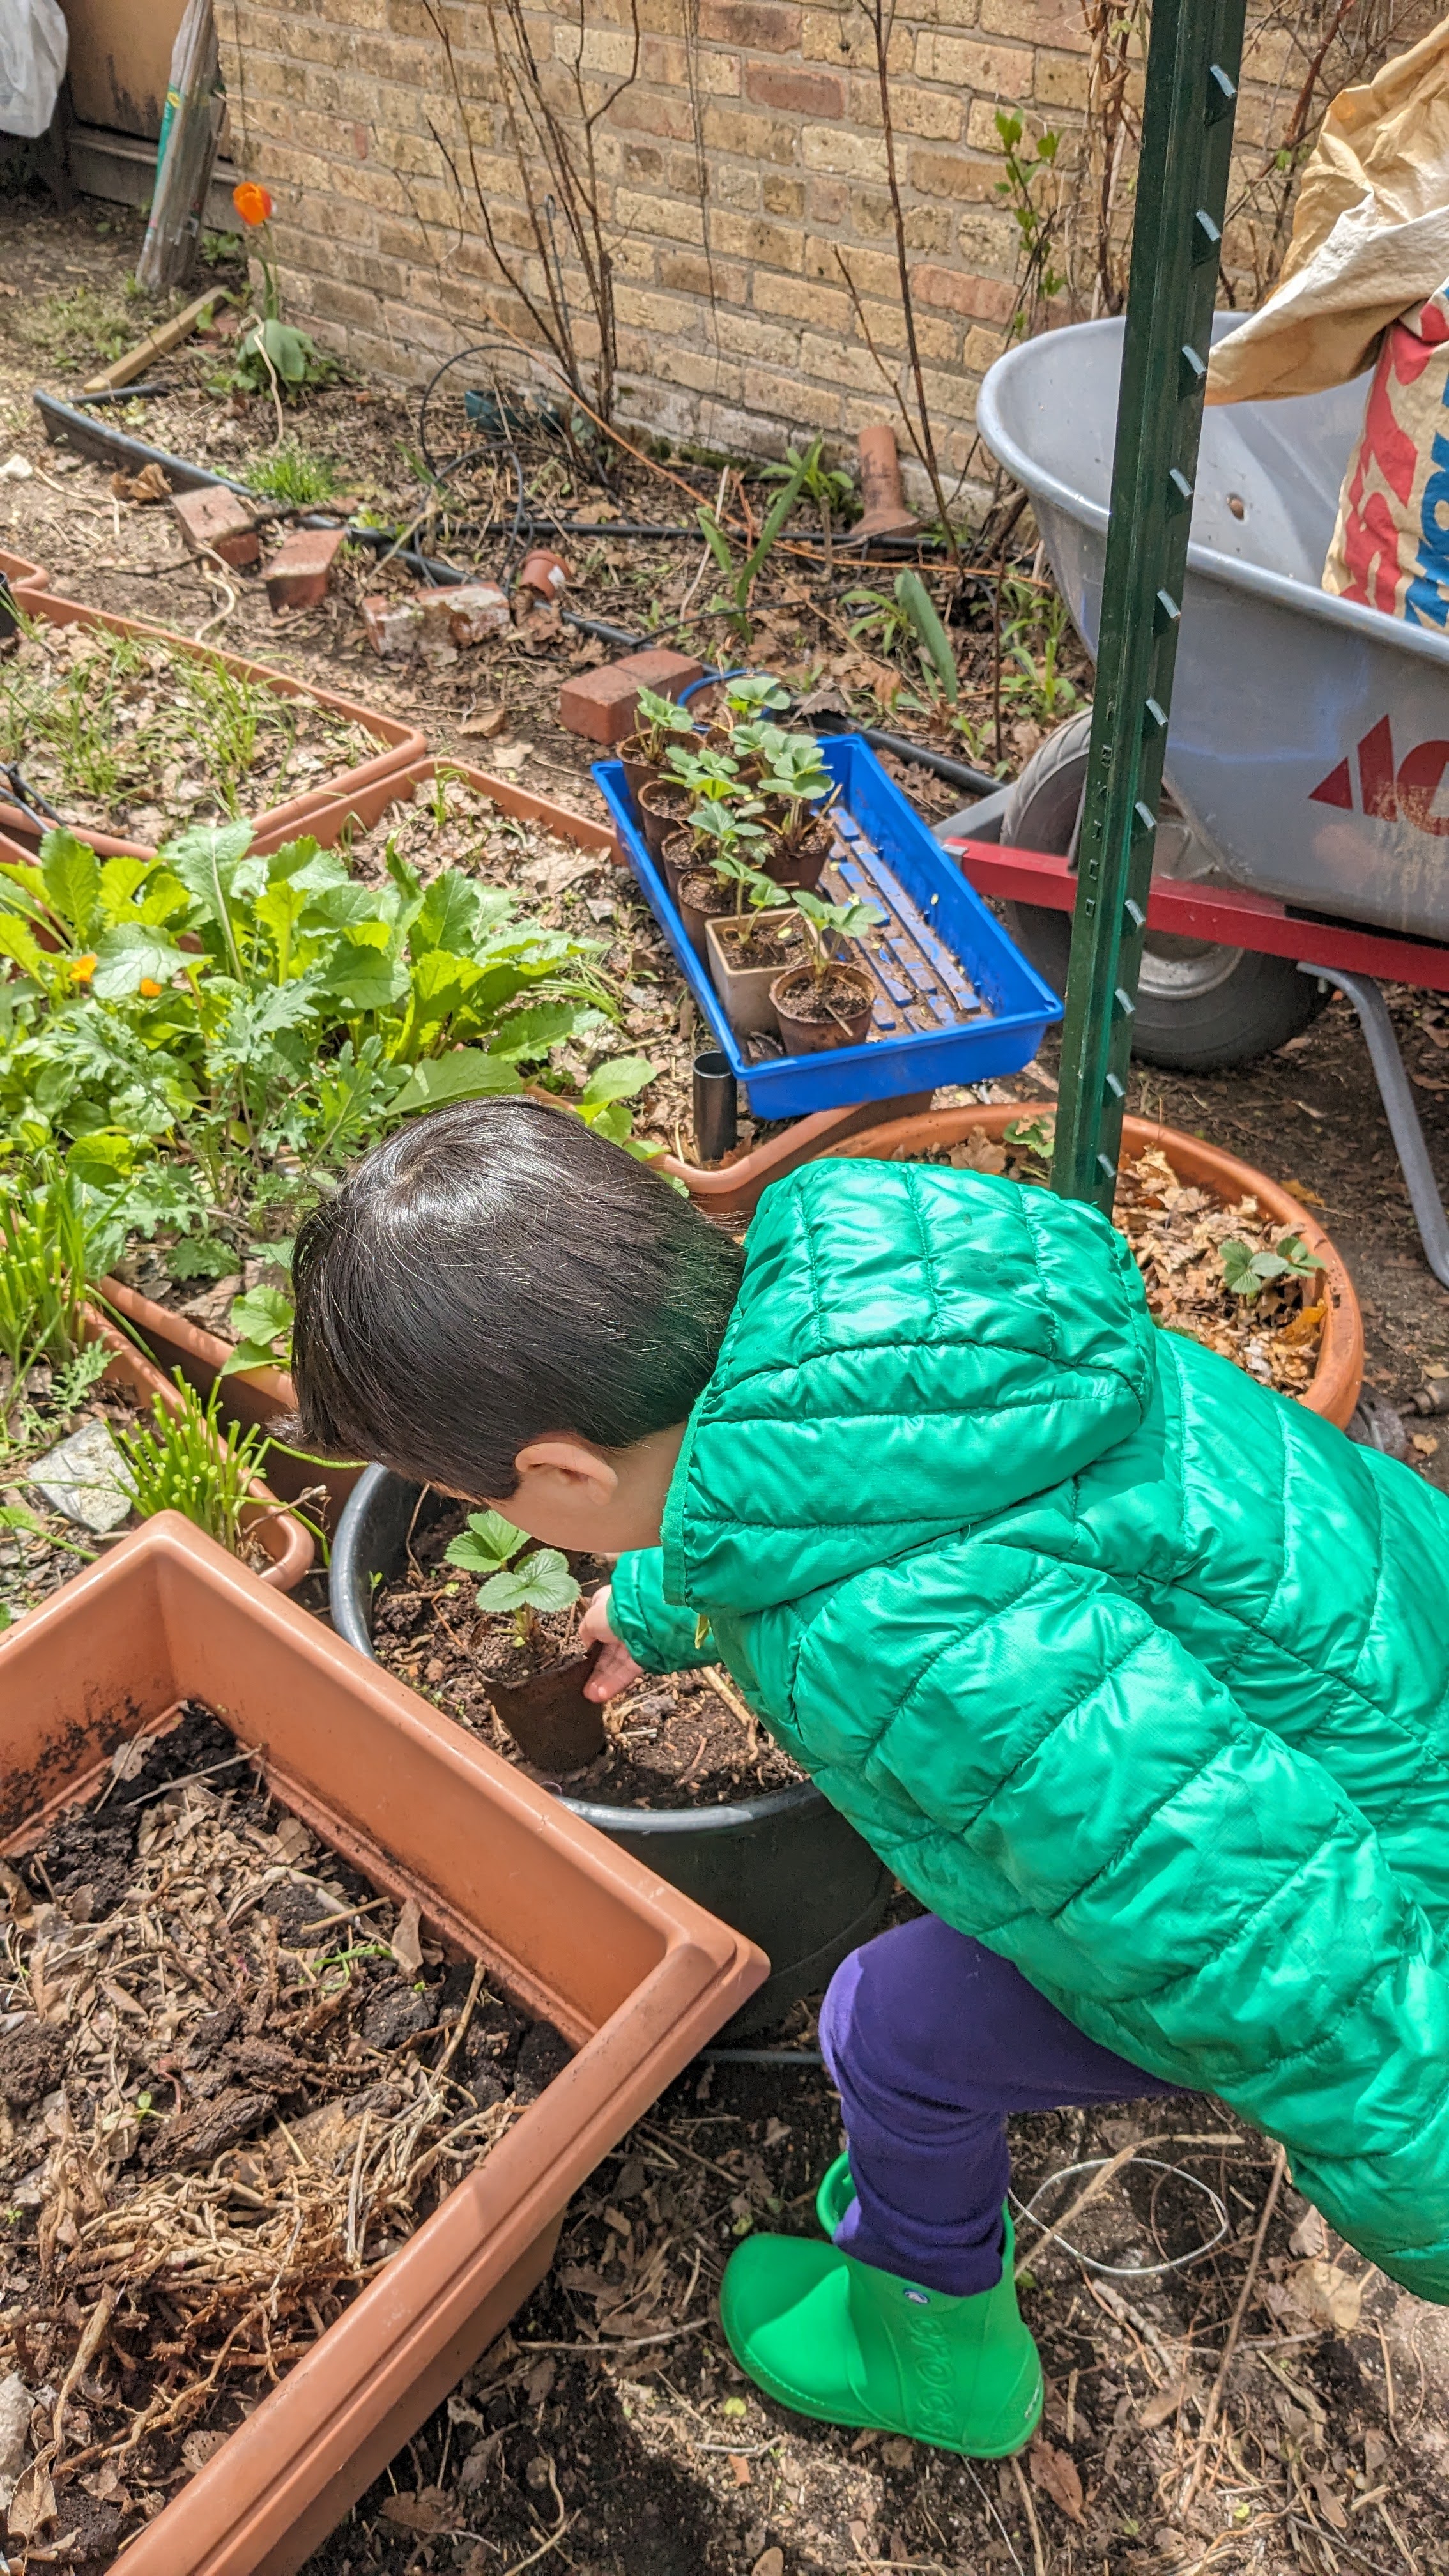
[{"x1": 291, "y1": 1098, "x2": 1449, "y2": 2459}]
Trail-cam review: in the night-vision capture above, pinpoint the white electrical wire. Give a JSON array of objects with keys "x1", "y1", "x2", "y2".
[{"x1": 1010, "y1": 2154, "x2": 1230, "y2": 2280}]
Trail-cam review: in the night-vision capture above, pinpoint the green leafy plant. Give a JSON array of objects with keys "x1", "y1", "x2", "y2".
[
  {"x1": 222, "y1": 1283, "x2": 295, "y2": 1377},
  {"x1": 0, "y1": 1163, "x2": 121, "y2": 1451},
  {"x1": 698, "y1": 457, "x2": 809, "y2": 642},
  {"x1": 629, "y1": 686, "x2": 697, "y2": 763},
  {"x1": 995, "y1": 111, "x2": 1064, "y2": 342},
  {"x1": 1003, "y1": 1112, "x2": 1055, "y2": 1177},
  {"x1": 1220, "y1": 1234, "x2": 1324, "y2": 1301},
  {"x1": 762, "y1": 440, "x2": 855, "y2": 569},
  {"x1": 723, "y1": 673, "x2": 791, "y2": 722},
  {"x1": 999, "y1": 580, "x2": 1080, "y2": 726},
  {"x1": 112, "y1": 1372, "x2": 270, "y2": 1554},
  {"x1": 895, "y1": 571, "x2": 959, "y2": 707},
  {"x1": 785, "y1": 888, "x2": 884, "y2": 993},
  {"x1": 245, "y1": 441, "x2": 341, "y2": 506},
  {"x1": 445, "y1": 1508, "x2": 580, "y2": 1650},
  {"x1": 710, "y1": 856, "x2": 780, "y2": 920},
  {"x1": 757, "y1": 735, "x2": 835, "y2": 855}
]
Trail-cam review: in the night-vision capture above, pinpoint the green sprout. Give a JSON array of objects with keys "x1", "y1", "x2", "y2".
[
  {"x1": 1220, "y1": 1234, "x2": 1324, "y2": 1301},
  {"x1": 112, "y1": 1372, "x2": 270, "y2": 1554},
  {"x1": 445, "y1": 1508, "x2": 581, "y2": 1650},
  {"x1": 629, "y1": 687, "x2": 697, "y2": 763},
  {"x1": 786, "y1": 887, "x2": 885, "y2": 992}
]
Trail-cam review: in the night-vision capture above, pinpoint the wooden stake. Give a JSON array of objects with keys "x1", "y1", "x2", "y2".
[
  {"x1": 135, "y1": 0, "x2": 224, "y2": 298},
  {"x1": 83, "y1": 285, "x2": 230, "y2": 395}
]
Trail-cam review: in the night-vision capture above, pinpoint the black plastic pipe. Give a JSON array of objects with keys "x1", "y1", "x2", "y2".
[{"x1": 692, "y1": 1049, "x2": 738, "y2": 1163}]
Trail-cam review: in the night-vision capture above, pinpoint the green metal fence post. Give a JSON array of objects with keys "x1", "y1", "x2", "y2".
[{"x1": 1049, "y1": 0, "x2": 1247, "y2": 1213}]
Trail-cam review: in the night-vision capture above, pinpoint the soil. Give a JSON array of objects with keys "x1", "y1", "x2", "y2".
[
  {"x1": 296, "y1": 2039, "x2": 1449, "y2": 2576},
  {"x1": 714, "y1": 917, "x2": 806, "y2": 970},
  {"x1": 1, "y1": 613, "x2": 376, "y2": 843},
  {"x1": 371, "y1": 1501, "x2": 802, "y2": 1807},
  {"x1": 0, "y1": 1702, "x2": 573, "y2": 2568},
  {"x1": 772, "y1": 965, "x2": 873, "y2": 1029}
]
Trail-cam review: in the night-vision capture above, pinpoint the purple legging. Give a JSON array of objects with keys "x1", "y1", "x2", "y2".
[{"x1": 818, "y1": 1914, "x2": 1181, "y2": 2297}]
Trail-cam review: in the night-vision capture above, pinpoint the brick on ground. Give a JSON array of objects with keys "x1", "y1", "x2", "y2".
[
  {"x1": 265, "y1": 527, "x2": 346, "y2": 611},
  {"x1": 171, "y1": 486, "x2": 261, "y2": 570},
  {"x1": 560, "y1": 650, "x2": 706, "y2": 746}
]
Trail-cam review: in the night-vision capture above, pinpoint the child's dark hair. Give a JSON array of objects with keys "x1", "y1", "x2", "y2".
[{"x1": 289, "y1": 1098, "x2": 746, "y2": 1497}]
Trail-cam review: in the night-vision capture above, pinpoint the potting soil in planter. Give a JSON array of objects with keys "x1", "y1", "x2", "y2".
[
  {"x1": 1, "y1": 622, "x2": 374, "y2": 841},
  {"x1": 372, "y1": 1505, "x2": 804, "y2": 1805},
  {"x1": 940, "y1": 1120, "x2": 1327, "y2": 1397},
  {"x1": 0, "y1": 1705, "x2": 571, "y2": 2565}
]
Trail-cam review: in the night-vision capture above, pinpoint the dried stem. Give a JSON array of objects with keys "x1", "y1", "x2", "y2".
[{"x1": 1181, "y1": 2142, "x2": 1288, "y2": 2510}]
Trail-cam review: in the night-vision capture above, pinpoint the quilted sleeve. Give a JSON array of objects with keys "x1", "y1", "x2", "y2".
[
  {"x1": 785, "y1": 1539, "x2": 1449, "y2": 2304},
  {"x1": 608, "y1": 1546, "x2": 719, "y2": 1675}
]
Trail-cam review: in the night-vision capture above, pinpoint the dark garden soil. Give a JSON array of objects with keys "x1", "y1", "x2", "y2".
[
  {"x1": 771, "y1": 966, "x2": 873, "y2": 1032},
  {"x1": 296, "y1": 2050, "x2": 1449, "y2": 2576},
  {"x1": 0, "y1": 1703, "x2": 572, "y2": 2568},
  {"x1": 715, "y1": 918, "x2": 806, "y2": 972},
  {"x1": 371, "y1": 1501, "x2": 802, "y2": 1807}
]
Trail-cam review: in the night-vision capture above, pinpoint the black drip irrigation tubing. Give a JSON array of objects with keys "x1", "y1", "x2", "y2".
[{"x1": 31, "y1": 389, "x2": 1002, "y2": 797}]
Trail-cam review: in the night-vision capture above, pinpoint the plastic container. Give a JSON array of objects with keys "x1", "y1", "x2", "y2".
[
  {"x1": 330, "y1": 1471, "x2": 893, "y2": 2037},
  {"x1": 0, "y1": 1514, "x2": 764, "y2": 2576},
  {"x1": 0, "y1": 591, "x2": 425, "y2": 859},
  {"x1": 595, "y1": 733, "x2": 1063, "y2": 1118}
]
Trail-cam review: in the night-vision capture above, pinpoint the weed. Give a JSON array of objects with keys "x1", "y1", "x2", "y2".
[
  {"x1": 16, "y1": 279, "x2": 150, "y2": 365},
  {"x1": 999, "y1": 580, "x2": 1080, "y2": 727},
  {"x1": 112, "y1": 1372, "x2": 270, "y2": 1555},
  {"x1": 245, "y1": 443, "x2": 341, "y2": 507},
  {"x1": 697, "y1": 452, "x2": 809, "y2": 641},
  {"x1": 762, "y1": 439, "x2": 855, "y2": 569}
]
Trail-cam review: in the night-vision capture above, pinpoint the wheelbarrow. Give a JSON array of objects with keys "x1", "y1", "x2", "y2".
[{"x1": 958, "y1": 312, "x2": 1449, "y2": 1289}]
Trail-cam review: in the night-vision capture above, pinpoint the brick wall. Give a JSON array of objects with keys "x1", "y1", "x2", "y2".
[{"x1": 216, "y1": 0, "x2": 1434, "y2": 506}]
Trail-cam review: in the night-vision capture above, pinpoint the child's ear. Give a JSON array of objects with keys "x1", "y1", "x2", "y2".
[{"x1": 512, "y1": 1437, "x2": 619, "y2": 1499}]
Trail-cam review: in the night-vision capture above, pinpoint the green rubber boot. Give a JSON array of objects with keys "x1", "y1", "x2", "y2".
[{"x1": 721, "y1": 2165, "x2": 1042, "y2": 2460}]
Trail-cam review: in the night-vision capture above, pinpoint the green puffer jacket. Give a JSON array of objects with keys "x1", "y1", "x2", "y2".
[{"x1": 610, "y1": 1158, "x2": 1449, "y2": 2304}]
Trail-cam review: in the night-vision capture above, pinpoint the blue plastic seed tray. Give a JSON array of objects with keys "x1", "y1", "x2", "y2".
[{"x1": 594, "y1": 733, "x2": 1063, "y2": 1118}]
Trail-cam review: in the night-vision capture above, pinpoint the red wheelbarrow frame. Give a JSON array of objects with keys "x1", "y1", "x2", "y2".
[{"x1": 944, "y1": 833, "x2": 1449, "y2": 1288}]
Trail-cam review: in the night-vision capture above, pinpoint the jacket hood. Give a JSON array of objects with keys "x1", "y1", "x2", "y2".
[{"x1": 660, "y1": 1157, "x2": 1158, "y2": 1614}]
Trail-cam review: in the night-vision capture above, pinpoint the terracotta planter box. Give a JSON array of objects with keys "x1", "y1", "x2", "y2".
[
  {"x1": 0, "y1": 592, "x2": 425, "y2": 859},
  {"x1": 71, "y1": 1305, "x2": 312, "y2": 1591},
  {"x1": 808, "y1": 1103, "x2": 1363, "y2": 1430},
  {"x1": 0, "y1": 1516, "x2": 764, "y2": 2575},
  {"x1": 1, "y1": 546, "x2": 48, "y2": 599}
]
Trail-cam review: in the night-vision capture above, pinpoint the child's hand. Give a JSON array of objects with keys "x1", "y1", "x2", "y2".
[{"x1": 581, "y1": 1585, "x2": 647, "y2": 1701}]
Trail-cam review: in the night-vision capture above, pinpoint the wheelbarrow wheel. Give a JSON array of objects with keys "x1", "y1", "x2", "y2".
[{"x1": 1001, "y1": 712, "x2": 1326, "y2": 1073}]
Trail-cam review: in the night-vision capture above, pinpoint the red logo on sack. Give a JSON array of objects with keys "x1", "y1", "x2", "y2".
[{"x1": 1311, "y1": 716, "x2": 1449, "y2": 835}]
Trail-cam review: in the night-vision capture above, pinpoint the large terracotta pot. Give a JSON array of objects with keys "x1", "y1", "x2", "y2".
[
  {"x1": 0, "y1": 1517, "x2": 764, "y2": 2575},
  {"x1": 807, "y1": 1101, "x2": 1364, "y2": 1430}
]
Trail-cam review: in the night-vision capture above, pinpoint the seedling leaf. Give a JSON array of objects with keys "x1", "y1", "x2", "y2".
[
  {"x1": 390, "y1": 1050, "x2": 525, "y2": 1112},
  {"x1": 446, "y1": 1508, "x2": 525, "y2": 1575}
]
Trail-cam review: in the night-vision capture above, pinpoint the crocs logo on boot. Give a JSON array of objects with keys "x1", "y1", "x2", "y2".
[{"x1": 903, "y1": 2289, "x2": 930, "y2": 2306}]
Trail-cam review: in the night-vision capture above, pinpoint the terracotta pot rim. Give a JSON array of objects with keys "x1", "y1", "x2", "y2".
[{"x1": 811, "y1": 1101, "x2": 1364, "y2": 1430}]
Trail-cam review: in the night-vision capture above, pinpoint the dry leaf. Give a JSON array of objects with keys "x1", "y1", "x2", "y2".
[
  {"x1": 390, "y1": 1897, "x2": 424, "y2": 1975},
  {"x1": 459, "y1": 704, "x2": 509, "y2": 737},
  {"x1": 273, "y1": 1816, "x2": 312, "y2": 1862},
  {"x1": 1288, "y1": 2257, "x2": 1363, "y2": 2333},
  {"x1": 1289, "y1": 2209, "x2": 1329, "y2": 2259},
  {"x1": 1029, "y1": 2436, "x2": 1084, "y2": 2521},
  {"x1": 110, "y1": 462, "x2": 171, "y2": 504},
  {"x1": 1411, "y1": 1431, "x2": 1439, "y2": 1456},
  {"x1": 8, "y1": 2459, "x2": 57, "y2": 2540},
  {"x1": 1312, "y1": 2473, "x2": 1349, "y2": 2532},
  {"x1": 380, "y1": 2487, "x2": 454, "y2": 2531},
  {"x1": 879, "y1": 2434, "x2": 914, "y2": 2468},
  {"x1": 110, "y1": 1737, "x2": 149, "y2": 1781},
  {"x1": 753, "y1": 2552, "x2": 785, "y2": 2576},
  {"x1": 180, "y1": 2429, "x2": 229, "y2": 2473},
  {"x1": 1139, "y1": 2380, "x2": 1189, "y2": 2430},
  {"x1": 728, "y1": 2452, "x2": 752, "y2": 2486}
]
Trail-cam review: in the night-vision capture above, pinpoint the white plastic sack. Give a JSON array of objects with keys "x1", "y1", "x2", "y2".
[{"x1": 0, "y1": 0, "x2": 67, "y2": 139}]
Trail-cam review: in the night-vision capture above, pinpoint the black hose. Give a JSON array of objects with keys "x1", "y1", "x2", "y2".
[{"x1": 857, "y1": 726, "x2": 1000, "y2": 799}]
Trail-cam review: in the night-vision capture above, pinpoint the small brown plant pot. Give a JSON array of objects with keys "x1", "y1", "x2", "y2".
[
  {"x1": 618, "y1": 740, "x2": 663, "y2": 817},
  {"x1": 705, "y1": 909, "x2": 805, "y2": 1037},
  {"x1": 660, "y1": 825, "x2": 697, "y2": 901},
  {"x1": 770, "y1": 962, "x2": 875, "y2": 1054},
  {"x1": 0, "y1": 1517, "x2": 765, "y2": 2576},
  {"x1": 678, "y1": 870, "x2": 737, "y2": 955},
  {"x1": 636, "y1": 773, "x2": 691, "y2": 861},
  {"x1": 489, "y1": 1645, "x2": 607, "y2": 1772},
  {"x1": 761, "y1": 825, "x2": 831, "y2": 893}
]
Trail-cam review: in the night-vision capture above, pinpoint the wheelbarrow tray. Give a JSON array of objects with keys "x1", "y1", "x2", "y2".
[
  {"x1": 978, "y1": 315, "x2": 1449, "y2": 945},
  {"x1": 597, "y1": 733, "x2": 1061, "y2": 1118}
]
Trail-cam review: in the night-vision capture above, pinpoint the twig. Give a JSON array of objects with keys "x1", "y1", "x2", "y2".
[
  {"x1": 1009, "y1": 2455, "x2": 1047, "y2": 2576},
  {"x1": 513, "y1": 2317, "x2": 709, "y2": 2352},
  {"x1": 1180, "y1": 2143, "x2": 1287, "y2": 2510},
  {"x1": 121, "y1": 1751, "x2": 257, "y2": 1808},
  {"x1": 700, "y1": 1666, "x2": 758, "y2": 1734},
  {"x1": 498, "y1": 2515, "x2": 578, "y2": 2576},
  {"x1": 194, "y1": 560, "x2": 236, "y2": 645}
]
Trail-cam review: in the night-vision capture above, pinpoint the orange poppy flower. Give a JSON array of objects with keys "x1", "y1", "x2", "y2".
[
  {"x1": 72, "y1": 953, "x2": 97, "y2": 982},
  {"x1": 233, "y1": 180, "x2": 273, "y2": 227},
  {"x1": 139, "y1": 977, "x2": 163, "y2": 997}
]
